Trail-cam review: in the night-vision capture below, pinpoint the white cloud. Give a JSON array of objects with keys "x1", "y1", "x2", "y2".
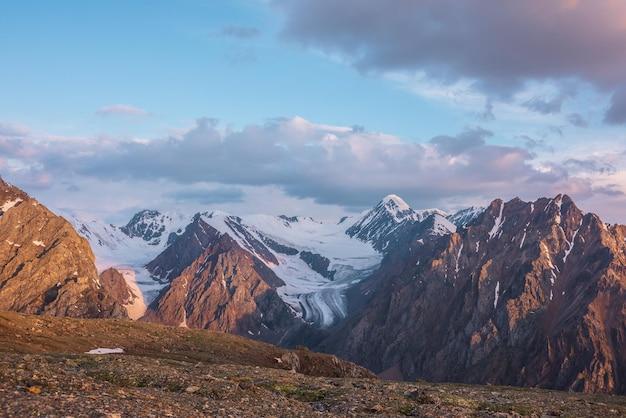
[
  {"x1": 96, "y1": 104, "x2": 149, "y2": 117},
  {"x1": 1, "y1": 116, "x2": 624, "y2": 222}
]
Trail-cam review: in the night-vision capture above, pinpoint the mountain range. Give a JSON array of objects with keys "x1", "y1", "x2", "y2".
[{"x1": 1, "y1": 176, "x2": 624, "y2": 395}]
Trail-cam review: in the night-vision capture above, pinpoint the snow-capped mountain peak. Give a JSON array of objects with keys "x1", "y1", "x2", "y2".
[
  {"x1": 66, "y1": 195, "x2": 464, "y2": 328},
  {"x1": 382, "y1": 193, "x2": 410, "y2": 210},
  {"x1": 347, "y1": 195, "x2": 451, "y2": 250},
  {"x1": 120, "y1": 209, "x2": 187, "y2": 246},
  {"x1": 378, "y1": 194, "x2": 419, "y2": 222}
]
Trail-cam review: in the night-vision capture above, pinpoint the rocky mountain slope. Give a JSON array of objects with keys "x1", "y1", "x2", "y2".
[
  {"x1": 68, "y1": 194, "x2": 463, "y2": 333},
  {"x1": 323, "y1": 194, "x2": 626, "y2": 394},
  {"x1": 12, "y1": 177, "x2": 621, "y2": 395},
  {"x1": 69, "y1": 206, "x2": 387, "y2": 330},
  {"x1": 2, "y1": 311, "x2": 624, "y2": 417},
  {"x1": 0, "y1": 178, "x2": 127, "y2": 318},
  {"x1": 143, "y1": 227, "x2": 301, "y2": 344}
]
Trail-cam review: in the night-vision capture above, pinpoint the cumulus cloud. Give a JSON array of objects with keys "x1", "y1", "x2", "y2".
[
  {"x1": 73, "y1": 118, "x2": 495, "y2": 206},
  {"x1": 0, "y1": 122, "x2": 30, "y2": 138},
  {"x1": 96, "y1": 104, "x2": 149, "y2": 117},
  {"x1": 523, "y1": 94, "x2": 567, "y2": 115},
  {"x1": 1, "y1": 116, "x2": 623, "y2": 217},
  {"x1": 277, "y1": 0, "x2": 626, "y2": 120},
  {"x1": 42, "y1": 116, "x2": 602, "y2": 209}
]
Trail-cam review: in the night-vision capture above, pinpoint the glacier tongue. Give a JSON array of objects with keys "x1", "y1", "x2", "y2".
[
  {"x1": 64, "y1": 194, "x2": 468, "y2": 328},
  {"x1": 202, "y1": 212, "x2": 382, "y2": 328}
]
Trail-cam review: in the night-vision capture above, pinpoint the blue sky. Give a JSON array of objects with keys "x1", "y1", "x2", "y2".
[
  {"x1": 0, "y1": 0, "x2": 456, "y2": 139},
  {"x1": 2, "y1": 0, "x2": 626, "y2": 223}
]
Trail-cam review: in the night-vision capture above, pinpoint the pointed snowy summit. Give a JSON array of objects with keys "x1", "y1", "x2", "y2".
[{"x1": 347, "y1": 194, "x2": 448, "y2": 250}]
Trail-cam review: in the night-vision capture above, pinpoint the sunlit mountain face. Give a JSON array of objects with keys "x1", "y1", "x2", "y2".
[{"x1": 1, "y1": 0, "x2": 626, "y2": 405}]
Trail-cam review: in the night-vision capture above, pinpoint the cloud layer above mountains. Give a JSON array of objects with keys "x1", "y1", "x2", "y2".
[{"x1": 2, "y1": 116, "x2": 622, "y2": 218}]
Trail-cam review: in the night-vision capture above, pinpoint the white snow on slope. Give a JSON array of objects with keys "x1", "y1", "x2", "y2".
[
  {"x1": 488, "y1": 201, "x2": 505, "y2": 240},
  {"x1": 455, "y1": 242, "x2": 463, "y2": 273},
  {"x1": 447, "y1": 206, "x2": 484, "y2": 228},
  {"x1": 431, "y1": 215, "x2": 457, "y2": 236},
  {"x1": 202, "y1": 212, "x2": 382, "y2": 327},
  {"x1": 64, "y1": 195, "x2": 462, "y2": 328},
  {"x1": 0, "y1": 198, "x2": 23, "y2": 214},
  {"x1": 64, "y1": 210, "x2": 191, "y2": 317},
  {"x1": 85, "y1": 347, "x2": 124, "y2": 355},
  {"x1": 494, "y1": 281, "x2": 500, "y2": 308}
]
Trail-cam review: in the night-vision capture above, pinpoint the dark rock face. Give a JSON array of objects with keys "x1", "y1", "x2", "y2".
[
  {"x1": 0, "y1": 178, "x2": 127, "y2": 319},
  {"x1": 143, "y1": 231, "x2": 301, "y2": 344},
  {"x1": 146, "y1": 215, "x2": 222, "y2": 283},
  {"x1": 299, "y1": 251, "x2": 335, "y2": 280},
  {"x1": 325, "y1": 195, "x2": 626, "y2": 394},
  {"x1": 279, "y1": 215, "x2": 299, "y2": 223},
  {"x1": 260, "y1": 235, "x2": 299, "y2": 256}
]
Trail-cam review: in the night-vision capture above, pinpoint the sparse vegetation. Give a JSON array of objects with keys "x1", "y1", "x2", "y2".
[{"x1": 1, "y1": 312, "x2": 625, "y2": 417}]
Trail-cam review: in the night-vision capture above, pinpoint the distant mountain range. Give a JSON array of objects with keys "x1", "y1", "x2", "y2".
[{"x1": 1, "y1": 176, "x2": 624, "y2": 394}]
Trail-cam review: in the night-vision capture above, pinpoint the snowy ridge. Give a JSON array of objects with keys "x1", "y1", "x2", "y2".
[
  {"x1": 200, "y1": 211, "x2": 382, "y2": 327},
  {"x1": 121, "y1": 209, "x2": 188, "y2": 246},
  {"x1": 66, "y1": 194, "x2": 468, "y2": 328},
  {"x1": 64, "y1": 210, "x2": 191, "y2": 318},
  {"x1": 346, "y1": 194, "x2": 449, "y2": 250},
  {"x1": 429, "y1": 214, "x2": 457, "y2": 236},
  {"x1": 447, "y1": 206, "x2": 484, "y2": 228}
]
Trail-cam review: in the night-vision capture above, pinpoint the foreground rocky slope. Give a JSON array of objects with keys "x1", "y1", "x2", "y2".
[
  {"x1": 325, "y1": 195, "x2": 626, "y2": 394},
  {"x1": 2, "y1": 312, "x2": 624, "y2": 417},
  {"x1": 0, "y1": 178, "x2": 127, "y2": 318},
  {"x1": 5, "y1": 173, "x2": 624, "y2": 396}
]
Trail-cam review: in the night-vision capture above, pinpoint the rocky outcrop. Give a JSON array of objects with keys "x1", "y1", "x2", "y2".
[
  {"x1": 99, "y1": 267, "x2": 137, "y2": 307},
  {"x1": 146, "y1": 215, "x2": 222, "y2": 283},
  {"x1": 299, "y1": 251, "x2": 335, "y2": 280},
  {"x1": 120, "y1": 210, "x2": 182, "y2": 246},
  {"x1": 0, "y1": 178, "x2": 127, "y2": 318},
  {"x1": 143, "y1": 227, "x2": 301, "y2": 344},
  {"x1": 324, "y1": 194, "x2": 626, "y2": 394}
]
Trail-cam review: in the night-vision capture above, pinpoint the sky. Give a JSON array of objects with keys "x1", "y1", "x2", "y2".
[{"x1": 2, "y1": 0, "x2": 626, "y2": 224}]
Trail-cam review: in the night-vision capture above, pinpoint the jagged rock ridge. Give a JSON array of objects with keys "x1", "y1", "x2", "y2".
[
  {"x1": 323, "y1": 194, "x2": 626, "y2": 394},
  {"x1": 0, "y1": 177, "x2": 127, "y2": 318}
]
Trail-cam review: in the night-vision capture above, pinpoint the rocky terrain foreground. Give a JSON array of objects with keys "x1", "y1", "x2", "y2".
[{"x1": 1, "y1": 312, "x2": 625, "y2": 417}]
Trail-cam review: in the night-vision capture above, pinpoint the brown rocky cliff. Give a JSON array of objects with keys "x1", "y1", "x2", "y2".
[
  {"x1": 99, "y1": 267, "x2": 137, "y2": 307},
  {"x1": 146, "y1": 215, "x2": 222, "y2": 283},
  {"x1": 0, "y1": 178, "x2": 127, "y2": 318},
  {"x1": 143, "y1": 230, "x2": 300, "y2": 343},
  {"x1": 324, "y1": 194, "x2": 626, "y2": 394}
]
